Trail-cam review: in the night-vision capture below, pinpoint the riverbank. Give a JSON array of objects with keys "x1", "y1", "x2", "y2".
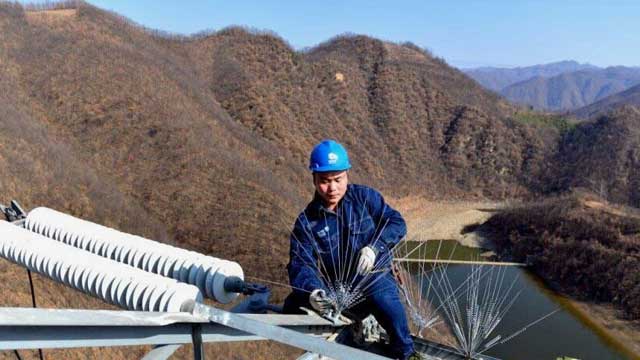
[
  {"x1": 523, "y1": 263, "x2": 640, "y2": 359},
  {"x1": 533, "y1": 273, "x2": 640, "y2": 360},
  {"x1": 393, "y1": 197, "x2": 503, "y2": 249},
  {"x1": 394, "y1": 197, "x2": 640, "y2": 359},
  {"x1": 563, "y1": 297, "x2": 640, "y2": 359}
]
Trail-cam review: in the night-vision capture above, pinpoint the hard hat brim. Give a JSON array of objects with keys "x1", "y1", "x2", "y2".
[{"x1": 309, "y1": 164, "x2": 352, "y2": 173}]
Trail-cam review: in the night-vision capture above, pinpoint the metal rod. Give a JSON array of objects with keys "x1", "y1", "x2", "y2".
[
  {"x1": 191, "y1": 324, "x2": 204, "y2": 360},
  {"x1": 393, "y1": 258, "x2": 527, "y2": 267},
  {"x1": 25, "y1": 269, "x2": 45, "y2": 360},
  {"x1": 26, "y1": 270, "x2": 38, "y2": 308},
  {"x1": 141, "y1": 345, "x2": 182, "y2": 360}
]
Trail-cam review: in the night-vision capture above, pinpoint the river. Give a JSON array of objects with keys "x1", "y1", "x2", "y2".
[{"x1": 402, "y1": 240, "x2": 634, "y2": 360}]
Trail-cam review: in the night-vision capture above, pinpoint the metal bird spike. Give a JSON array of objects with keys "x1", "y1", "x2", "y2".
[
  {"x1": 288, "y1": 202, "x2": 559, "y2": 354},
  {"x1": 288, "y1": 193, "x2": 399, "y2": 317},
  {"x1": 393, "y1": 240, "x2": 559, "y2": 358}
]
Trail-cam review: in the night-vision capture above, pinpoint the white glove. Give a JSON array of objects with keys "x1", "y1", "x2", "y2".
[
  {"x1": 357, "y1": 246, "x2": 376, "y2": 275},
  {"x1": 309, "y1": 289, "x2": 332, "y2": 314}
]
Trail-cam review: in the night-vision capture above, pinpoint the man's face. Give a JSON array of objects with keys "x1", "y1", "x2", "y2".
[{"x1": 313, "y1": 171, "x2": 348, "y2": 210}]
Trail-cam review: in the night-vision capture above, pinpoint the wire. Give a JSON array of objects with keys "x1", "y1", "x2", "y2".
[
  {"x1": 26, "y1": 269, "x2": 44, "y2": 360},
  {"x1": 245, "y1": 276, "x2": 312, "y2": 293},
  {"x1": 27, "y1": 270, "x2": 38, "y2": 308}
]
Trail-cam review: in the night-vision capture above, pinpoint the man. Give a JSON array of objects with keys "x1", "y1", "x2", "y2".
[{"x1": 283, "y1": 139, "x2": 419, "y2": 360}]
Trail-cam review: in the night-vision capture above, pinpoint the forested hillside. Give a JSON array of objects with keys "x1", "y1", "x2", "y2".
[{"x1": 1, "y1": 2, "x2": 640, "y2": 359}]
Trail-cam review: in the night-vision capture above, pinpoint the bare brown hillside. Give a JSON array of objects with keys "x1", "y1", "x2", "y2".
[
  {"x1": 0, "y1": 3, "x2": 564, "y2": 282},
  {"x1": 1, "y1": 2, "x2": 640, "y2": 359},
  {"x1": 1, "y1": 2, "x2": 301, "y2": 283},
  {"x1": 549, "y1": 106, "x2": 640, "y2": 207},
  {"x1": 179, "y1": 30, "x2": 558, "y2": 198}
]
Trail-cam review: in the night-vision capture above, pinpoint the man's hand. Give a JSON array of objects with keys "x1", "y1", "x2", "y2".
[
  {"x1": 309, "y1": 289, "x2": 332, "y2": 314},
  {"x1": 357, "y1": 246, "x2": 376, "y2": 275}
]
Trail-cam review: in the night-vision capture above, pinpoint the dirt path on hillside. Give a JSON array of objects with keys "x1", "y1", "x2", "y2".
[{"x1": 393, "y1": 197, "x2": 504, "y2": 250}]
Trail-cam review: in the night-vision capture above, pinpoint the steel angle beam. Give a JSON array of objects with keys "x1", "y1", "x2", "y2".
[
  {"x1": 0, "y1": 307, "x2": 342, "y2": 351},
  {"x1": 141, "y1": 344, "x2": 183, "y2": 360},
  {"x1": 0, "y1": 307, "x2": 343, "y2": 328},
  {"x1": 194, "y1": 303, "x2": 391, "y2": 360},
  {"x1": 1, "y1": 323, "x2": 252, "y2": 350},
  {"x1": 0, "y1": 307, "x2": 387, "y2": 359},
  {"x1": 1, "y1": 321, "x2": 337, "y2": 350},
  {"x1": 0, "y1": 308, "x2": 208, "y2": 326},
  {"x1": 412, "y1": 336, "x2": 502, "y2": 360}
]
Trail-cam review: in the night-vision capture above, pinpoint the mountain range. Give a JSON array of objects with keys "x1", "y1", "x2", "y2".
[
  {"x1": 572, "y1": 83, "x2": 640, "y2": 119},
  {"x1": 502, "y1": 66, "x2": 640, "y2": 111},
  {"x1": 464, "y1": 62, "x2": 640, "y2": 112},
  {"x1": 1, "y1": 2, "x2": 640, "y2": 358},
  {"x1": 463, "y1": 60, "x2": 597, "y2": 93}
]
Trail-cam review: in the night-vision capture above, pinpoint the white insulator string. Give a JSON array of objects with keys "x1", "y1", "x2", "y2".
[
  {"x1": 0, "y1": 221, "x2": 201, "y2": 312},
  {"x1": 24, "y1": 207, "x2": 243, "y2": 304}
]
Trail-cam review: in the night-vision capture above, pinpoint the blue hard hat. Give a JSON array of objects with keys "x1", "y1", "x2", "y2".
[{"x1": 309, "y1": 140, "x2": 352, "y2": 172}]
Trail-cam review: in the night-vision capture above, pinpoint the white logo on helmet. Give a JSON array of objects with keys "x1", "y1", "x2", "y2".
[{"x1": 327, "y1": 152, "x2": 338, "y2": 164}]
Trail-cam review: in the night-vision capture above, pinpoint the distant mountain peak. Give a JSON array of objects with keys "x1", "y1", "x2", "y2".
[
  {"x1": 572, "y1": 83, "x2": 640, "y2": 119},
  {"x1": 467, "y1": 60, "x2": 593, "y2": 72},
  {"x1": 462, "y1": 60, "x2": 599, "y2": 92},
  {"x1": 501, "y1": 66, "x2": 640, "y2": 112}
]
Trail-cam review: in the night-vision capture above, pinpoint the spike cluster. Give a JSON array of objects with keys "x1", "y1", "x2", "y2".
[
  {"x1": 430, "y1": 264, "x2": 522, "y2": 357},
  {"x1": 326, "y1": 282, "x2": 364, "y2": 314},
  {"x1": 25, "y1": 207, "x2": 243, "y2": 303},
  {"x1": 0, "y1": 220, "x2": 201, "y2": 312},
  {"x1": 290, "y1": 204, "x2": 399, "y2": 316},
  {"x1": 393, "y1": 240, "x2": 558, "y2": 358}
]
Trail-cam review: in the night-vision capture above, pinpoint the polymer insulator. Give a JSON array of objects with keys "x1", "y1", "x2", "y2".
[
  {"x1": 25, "y1": 207, "x2": 243, "y2": 303},
  {"x1": 0, "y1": 221, "x2": 202, "y2": 312}
]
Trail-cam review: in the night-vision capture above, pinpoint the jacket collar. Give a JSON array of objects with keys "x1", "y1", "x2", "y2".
[{"x1": 308, "y1": 184, "x2": 353, "y2": 216}]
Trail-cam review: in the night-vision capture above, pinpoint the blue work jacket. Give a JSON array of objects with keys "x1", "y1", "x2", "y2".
[{"x1": 287, "y1": 184, "x2": 407, "y2": 293}]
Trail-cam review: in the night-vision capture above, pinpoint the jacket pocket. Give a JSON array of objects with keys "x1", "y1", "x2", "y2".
[
  {"x1": 313, "y1": 224, "x2": 339, "y2": 255},
  {"x1": 348, "y1": 214, "x2": 376, "y2": 250},
  {"x1": 349, "y1": 214, "x2": 375, "y2": 235}
]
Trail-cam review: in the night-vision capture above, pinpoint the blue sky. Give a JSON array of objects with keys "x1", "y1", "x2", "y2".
[{"x1": 85, "y1": 0, "x2": 640, "y2": 69}]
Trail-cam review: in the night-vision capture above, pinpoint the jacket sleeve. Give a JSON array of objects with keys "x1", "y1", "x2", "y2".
[
  {"x1": 287, "y1": 215, "x2": 325, "y2": 294},
  {"x1": 363, "y1": 188, "x2": 407, "y2": 256}
]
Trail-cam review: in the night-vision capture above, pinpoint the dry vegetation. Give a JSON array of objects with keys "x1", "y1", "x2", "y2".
[
  {"x1": 550, "y1": 106, "x2": 640, "y2": 207},
  {"x1": 394, "y1": 197, "x2": 502, "y2": 248},
  {"x1": 484, "y1": 194, "x2": 640, "y2": 320},
  {"x1": 0, "y1": 0, "x2": 564, "y2": 290},
  {"x1": 1, "y1": 1, "x2": 640, "y2": 358}
]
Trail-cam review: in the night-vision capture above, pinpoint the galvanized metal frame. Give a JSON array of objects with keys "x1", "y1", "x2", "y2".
[
  {"x1": 0, "y1": 307, "x2": 388, "y2": 360},
  {"x1": 0, "y1": 202, "x2": 501, "y2": 360}
]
